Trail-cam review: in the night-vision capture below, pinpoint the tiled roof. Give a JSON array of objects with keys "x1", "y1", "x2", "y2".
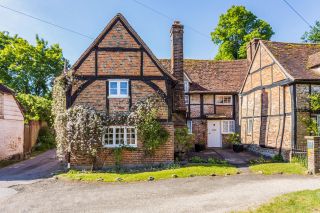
[
  {"x1": 262, "y1": 41, "x2": 320, "y2": 80},
  {"x1": 307, "y1": 51, "x2": 320, "y2": 69},
  {"x1": 160, "y1": 59, "x2": 249, "y2": 93},
  {"x1": 0, "y1": 83, "x2": 14, "y2": 94}
]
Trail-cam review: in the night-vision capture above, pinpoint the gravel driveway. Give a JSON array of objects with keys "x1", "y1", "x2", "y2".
[{"x1": 1, "y1": 174, "x2": 320, "y2": 213}]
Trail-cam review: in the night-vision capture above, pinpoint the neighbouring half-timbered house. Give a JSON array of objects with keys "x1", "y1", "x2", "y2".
[
  {"x1": 161, "y1": 59, "x2": 248, "y2": 148},
  {"x1": 67, "y1": 14, "x2": 187, "y2": 167},
  {"x1": 240, "y1": 39, "x2": 320, "y2": 159}
]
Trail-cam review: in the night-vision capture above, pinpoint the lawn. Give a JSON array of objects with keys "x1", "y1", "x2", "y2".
[
  {"x1": 243, "y1": 189, "x2": 320, "y2": 213},
  {"x1": 249, "y1": 163, "x2": 307, "y2": 175},
  {"x1": 59, "y1": 164, "x2": 238, "y2": 182}
]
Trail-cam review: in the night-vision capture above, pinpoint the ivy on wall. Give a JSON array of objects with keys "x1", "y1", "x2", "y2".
[{"x1": 52, "y1": 73, "x2": 170, "y2": 168}]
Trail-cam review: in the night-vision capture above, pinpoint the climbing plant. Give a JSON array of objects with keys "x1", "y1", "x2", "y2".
[
  {"x1": 61, "y1": 105, "x2": 103, "y2": 166},
  {"x1": 128, "y1": 94, "x2": 169, "y2": 156},
  {"x1": 52, "y1": 72, "x2": 73, "y2": 158}
]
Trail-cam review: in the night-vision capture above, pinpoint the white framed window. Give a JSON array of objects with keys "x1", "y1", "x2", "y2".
[
  {"x1": 108, "y1": 80, "x2": 129, "y2": 98},
  {"x1": 102, "y1": 126, "x2": 137, "y2": 147},
  {"x1": 185, "y1": 95, "x2": 189, "y2": 104},
  {"x1": 0, "y1": 92, "x2": 3, "y2": 118},
  {"x1": 187, "y1": 120, "x2": 192, "y2": 134},
  {"x1": 221, "y1": 120, "x2": 235, "y2": 134},
  {"x1": 215, "y1": 95, "x2": 232, "y2": 105},
  {"x1": 184, "y1": 81, "x2": 190, "y2": 93},
  {"x1": 247, "y1": 119, "x2": 253, "y2": 135}
]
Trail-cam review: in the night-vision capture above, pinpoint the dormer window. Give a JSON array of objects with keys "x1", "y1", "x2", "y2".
[
  {"x1": 184, "y1": 81, "x2": 189, "y2": 93},
  {"x1": 109, "y1": 80, "x2": 129, "y2": 98}
]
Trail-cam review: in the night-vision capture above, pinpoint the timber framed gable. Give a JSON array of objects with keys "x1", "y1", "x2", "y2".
[{"x1": 68, "y1": 13, "x2": 176, "y2": 122}]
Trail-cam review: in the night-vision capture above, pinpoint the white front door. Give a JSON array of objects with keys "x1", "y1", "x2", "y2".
[{"x1": 207, "y1": 121, "x2": 222, "y2": 147}]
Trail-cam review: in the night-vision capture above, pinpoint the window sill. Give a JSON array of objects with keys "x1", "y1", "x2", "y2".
[
  {"x1": 102, "y1": 145, "x2": 137, "y2": 148},
  {"x1": 215, "y1": 103, "x2": 233, "y2": 106},
  {"x1": 108, "y1": 96, "x2": 129, "y2": 99}
]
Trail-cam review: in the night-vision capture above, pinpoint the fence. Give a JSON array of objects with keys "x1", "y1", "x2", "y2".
[{"x1": 23, "y1": 121, "x2": 47, "y2": 155}]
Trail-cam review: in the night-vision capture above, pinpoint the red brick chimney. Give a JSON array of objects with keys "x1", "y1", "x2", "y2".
[
  {"x1": 171, "y1": 21, "x2": 186, "y2": 112},
  {"x1": 170, "y1": 21, "x2": 186, "y2": 127},
  {"x1": 246, "y1": 38, "x2": 260, "y2": 62}
]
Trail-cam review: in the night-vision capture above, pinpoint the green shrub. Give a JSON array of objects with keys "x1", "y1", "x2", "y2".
[
  {"x1": 291, "y1": 155, "x2": 308, "y2": 168},
  {"x1": 175, "y1": 127, "x2": 194, "y2": 159},
  {"x1": 189, "y1": 156, "x2": 206, "y2": 163},
  {"x1": 207, "y1": 158, "x2": 228, "y2": 165},
  {"x1": 16, "y1": 93, "x2": 53, "y2": 125},
  {"x1": 272, "y1": 154, "x2": 285, "y2": 163},
  {"x1": 226, "y1": 133, "x2": 241, "y2": 145},
  {"x1": 34, "y1": 127, "x2": 56, "y2": 151}
]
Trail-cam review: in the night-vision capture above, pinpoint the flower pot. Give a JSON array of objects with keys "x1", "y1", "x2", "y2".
[{"x1": 232, "y1": 144, "x2": 244, "y2": 153}]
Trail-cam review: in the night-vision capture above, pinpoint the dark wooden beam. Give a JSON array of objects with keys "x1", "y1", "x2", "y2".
[
  {"x1": 106, "y1": 81, "x2": 109, "y2": 114},
  {"x1": 95, "y1": 47, "x2": 98, "y2": 76},
  {"x1": 97, "y1": 47, "x2": 142, "y2": 52},
  {"x1": 74, "y1": 75, "x2": 166, "y2": 81},
  {"x1": 200, "y1": 94, "x2": 204, "y2": 118},
  {"x1": 140, "y1": 50, "x2": 144, "y2": 76},
  {"x1": 70, "y1": 79, "x2": 95, "y2": 106},
  {"x1": 128, "y1": 80, "x2": 132, "y2": 109}
]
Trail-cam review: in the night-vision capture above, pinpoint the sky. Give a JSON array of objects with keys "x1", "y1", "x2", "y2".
[{"x1": 0, "y1": 0, "x2": 319, "y2": 64}]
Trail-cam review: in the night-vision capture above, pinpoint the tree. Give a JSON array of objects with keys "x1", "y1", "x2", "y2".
[
  {"x1": 0, "y1": 31, "x2": 65, "y2": 97},
  {"x1": 211, "y1": 5, "x2": 274, "y2": 60},
  {"x1": 301, "y1": 21, "x2": 320, "y2": 43}
]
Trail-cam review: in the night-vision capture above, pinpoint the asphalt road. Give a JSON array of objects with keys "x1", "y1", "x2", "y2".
[
  {"x1": 0, "y1": 149, "x2": 61, "y2": 200},
  {"x1": 1, "y1": 173, "x2": 320, "y2": 213}
]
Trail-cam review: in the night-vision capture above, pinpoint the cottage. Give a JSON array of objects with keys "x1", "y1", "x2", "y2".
[
  {"x1": 67, "y1": 14, "x2": 186, "y2": 167},
  {"x1": 161, "y1": 59, "x2": 248, "y2": 148},
  {"x1": 0, "y1": 84, "x2": 25, "y2": 160},
  {"x1": 67, "y1": 13, "x2": 320, "y2": 166},
  {"x1": 239, "y1": 39, "x2": 320, "y2": 158}
]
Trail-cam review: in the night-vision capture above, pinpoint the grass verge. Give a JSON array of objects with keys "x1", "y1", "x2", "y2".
[
  {"x1": 0, "y1": 160, "x2": 21, "y2": 169},
  {"x1": 242, "y1": 189, "x2": 320, "y2": 213},
  {"x1": 249, "y1": 163, "x2": 307, "y2": 175},
  {"x1": 59, "y1": 164, "x2": 238, "y2": 182}
]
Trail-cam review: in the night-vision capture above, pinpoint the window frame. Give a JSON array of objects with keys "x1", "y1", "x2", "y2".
[
  {"x1": 184, "y1": 81, "x2": 190, "y2": 93},
  {"x1": 102, "y1": 126, "x2": 137, "y2": 148},
  {"x1": 247, "y1": 119, "x2": 253, "y2": 135},
  {"x1": 185, "y1": 95, "x2": 189, "y2": 104},
  {"x1": 215, "y1": 95, "x2": 233, "y2": 105},
  {"x1": 187, "y1": 120, "x2": 192, "y2": 134},
  {"x1": 108, "y1": 80, "x2": 129, "y2": 98},
  {"x1": 221, "y1": 120, "x2": 235, "y2": 134}
]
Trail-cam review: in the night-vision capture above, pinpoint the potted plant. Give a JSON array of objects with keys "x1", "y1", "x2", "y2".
[
  {"x1": 227, "y1": 133, "x2": 243, "y2": 153},
  {"x1": 194, "y1": 141, "x2": 205, "y2": 152}
]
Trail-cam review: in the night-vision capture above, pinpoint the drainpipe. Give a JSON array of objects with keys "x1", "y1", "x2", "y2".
[
  {"x1": 67, "y1": 145, "x2": 71, "y2": 169},
  {"x1": 67, "y1": 152, "x2": 71, "y2": 169}
]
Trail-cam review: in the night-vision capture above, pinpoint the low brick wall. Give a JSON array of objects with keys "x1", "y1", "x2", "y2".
[{"x1": 70, "y1": 122, "x2": 174, "y2": 168}]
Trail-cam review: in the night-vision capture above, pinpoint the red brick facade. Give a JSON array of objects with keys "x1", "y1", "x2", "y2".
[{"x1": 68, "y1": 14, "x2": 175, "y2": 167}]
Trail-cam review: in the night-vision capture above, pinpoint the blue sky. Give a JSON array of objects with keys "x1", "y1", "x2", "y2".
[{"x1": 0, "y1": 0, "x2": 319, "y2": 64}]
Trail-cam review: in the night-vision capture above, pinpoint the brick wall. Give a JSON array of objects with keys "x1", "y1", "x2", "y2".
[
  {"x1": 70, "y1": 123, "x2": 174, "y2": 167},
  {"x1": 69, "y1": 16, "x2": 174, "y2": 167}
]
